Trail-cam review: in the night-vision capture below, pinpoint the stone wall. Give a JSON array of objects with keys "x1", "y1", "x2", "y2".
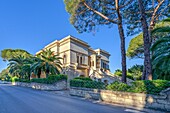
[
  {"x1": 14, "y1": 80, "x2": 67, "y2": 91},
  {"x1": 70, "y1": 87, "x2": 170, "y2": 111}
]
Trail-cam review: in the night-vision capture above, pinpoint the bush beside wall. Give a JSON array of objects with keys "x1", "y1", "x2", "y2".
[
  {"x1": 31, "y1": 74, "x2": 67, "y2": 84},
  {"x1": 74, "y1": 77, "x2": 93, "y2": 81},
  {"x1": 106, "y1": 80, "x2": 170, "y2": 95},
  {"x1": 70, "y1": 77, "x2": 105, "y2": 89}
]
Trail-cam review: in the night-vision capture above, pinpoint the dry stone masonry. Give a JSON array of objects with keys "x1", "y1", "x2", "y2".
[
  {"x1": 13, "y1": 80, "x2": 67, "y2": 91},
  {"x1": 70, "y1": 87, "x2": 170, "y2": 111}
]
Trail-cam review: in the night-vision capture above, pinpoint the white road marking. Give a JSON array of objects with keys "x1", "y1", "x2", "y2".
[{"x1": 125, "y1": 109, "x2": 145, "y2": 113}]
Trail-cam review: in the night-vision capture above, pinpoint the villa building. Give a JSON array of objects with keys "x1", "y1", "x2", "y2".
[{"x1": 36, "y1": 35, "x2": 132, "y2": 84}]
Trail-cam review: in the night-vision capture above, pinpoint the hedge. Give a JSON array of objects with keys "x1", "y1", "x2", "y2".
[
  {"x1": 106, "y1": 80, "x2": 170, "y2": 95},
  {"x1": 31, "y1": 74, "x2": 67, "y2": 84},
  {"x1": 70, "y1": 79, "x2": 105, "y2": 89},
  {"x1": 74, "y1": 77, "x2": 93, "y2": 81},
  {"x1": 106, "y1": 81, "x2": 131, "y2": 92}
]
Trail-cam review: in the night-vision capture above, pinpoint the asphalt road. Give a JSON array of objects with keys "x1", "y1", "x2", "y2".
[{"x1": 0, "y1": 83, "x2": 145, "y2": 113}]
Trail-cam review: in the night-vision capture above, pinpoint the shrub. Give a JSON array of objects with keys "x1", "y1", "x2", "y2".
[
  {"x1": 129, "y1": 80, "x2": 170, "y2": 94},
  {"x1": 74, "y1": 77, "x2": 92, "y2": 81},
  {"x1": 106, "y1": 81, "x2": 131, "y2": 91},
  {"x1": 15, "y1": 78, "x2": 31, "y2": 83},
  {"x1": 70, "y1": 79, "x2": 105, "y2": 89},
  {"x1": 31, "y1": 78, "x2": 46, "y2": 83},
  {"x1": 115, "y1": 70, "x2": 134, "y2": 80},
  {"x1": 11, "y1": 76, "x2": 19, "y2": 82},
  {"x1": 31, "y1": 74, "x2": 67, "y2": 84},
  {"x1": 47, "y1": 74, "x2": 67, "y2": 84},
  {"x1": 106, "y1": 80, "x2": 170, "y2": 95},
  {"x1": 19, "y1": 79, "x2": 31, "y2": 83}
]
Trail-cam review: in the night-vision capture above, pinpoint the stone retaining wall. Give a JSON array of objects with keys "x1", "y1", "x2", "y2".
[
  {"x1": 70, "y1": 87, "x2": 170, "y2": 111},
  {"x1": 13, "y1": 80, "x2": 67, "y2": 91}
]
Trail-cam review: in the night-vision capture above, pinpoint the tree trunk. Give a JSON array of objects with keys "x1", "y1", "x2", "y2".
[
  {"x1": 115, "y1": 0, "x2": 127, "y2": 83},
  {"x1": 28, "y1": 73, "x2": 30, "y2": 81},
  {"x1": 38, "y1": 69, "x2": 41, "y2": 78},
  {"x1": 138, "y1": 0, "x2": 152, "y2": 80},
  {"x1": 142, "y1": 60, "x2": 146, "y2": 80},
  {"x1": 46, "y1": 70, "x2": 49, "y2": 78}
]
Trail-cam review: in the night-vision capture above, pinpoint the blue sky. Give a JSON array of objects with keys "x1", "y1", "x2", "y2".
[{"x1": 0, "y1": 0, "x2": 142, "y2": 73}]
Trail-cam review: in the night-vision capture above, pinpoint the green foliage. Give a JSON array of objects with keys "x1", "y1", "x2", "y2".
[
  {"x1": 0, "y1": 68, "x2": 10, "y2": 80},
  {"x1": 74, "y1": 77, "x2": 92, "y2": 81},
  {"x1": 31, "y1": 74, "x2": 67, "y2": 84},
  {"x1": 130, "y1": 80, "x2": 170, "y2": 94},
  {"x1": 70, "y1": 79, "x2": 105, "y2": 89},
  {"x1": 46, "y1": 74, "x2": 67, "y2": 84},
  {"x1": 107, "y1": 80, "x2": 170, "y2": 95},
  {"x1": 151, "y1": 18, "x2": 170, "y2": 80},
  {"x1": 31, "y1": 78, "x2": 46, "y2": 83},
  {"x1": 1, "y1": 49, "x2": 31, "y2": 61},
  {"x1": 8, "y1": 55, "x2": 26, "y2": 77},
  {"x1": 18, "y1": 79, "x2": 31, "y2": 83},
  {"x1": 32, "y1": 49, "x2": 62, "y2": 78},
  {"x1": 11, "y1": 76, "x2": 19, "y2": 83},
  {"x1": 64, "y1": 0, "x2": 120, "y2": 33},
  {"x1": 127, "y1": 19, "x2": 170, "y2": 59},
  {"x1": 114, "y1": 69, "x2": 134, "y2": 80},
  {"x1": 124, "y1": 0, "x2": 169, "y2": 36},
  {"x1": 6, "y1": 49, "x2": 62, "y2": 81},
  {"x1": 114, "y1": 69, "x2": 122, "y2": 76},
  {"x1": 127, "y1": 33, "x2": 144, "y2": 59},
  {"x1": 106, "y1": 81, "x2": 131, "y2": 91},
  {"x1": 128, "y1": 65, "x2": 143, "y2": 80}
]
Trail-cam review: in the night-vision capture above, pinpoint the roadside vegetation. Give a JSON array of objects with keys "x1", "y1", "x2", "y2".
[
  {"x1": 71, "y1": 77, "x2": 170, "y2": 95},
  {"x1": 114, "y1": 64, "x2": 143, "y2": 80},
  {"x1": 0, "y1": 0, "x2": 169, "y2": 96},
  {"x1": 31, "y1": 74, "x2": 67, "y2": 84},
  {"x1": 0, "y1": 49, "x2": 63, "y2": 82},
  {"x1": 70, "y1": 77, "x2": 106, "y2": 89},
  {"x1": 106, "y1": 80, "x2": 170, "y2": 95}
]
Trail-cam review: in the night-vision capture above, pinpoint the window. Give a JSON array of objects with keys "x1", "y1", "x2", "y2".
[
  {"x1": 88, "y1": 56, "x2": 91, "y2": 66},
  {"x1": 104, "y1": 80, "x2": 108, "y2": 85},
  {"x1": 77, "y1": 56, "x2": 79, "y2": 63},
  {"x1": 92, "y1": 61, "x2": 94, "y2": 66},
  {"x1": 63, "y1": 55, "x2": 66, "y2": 64},
  {"x1": 107, "y1": 64, "x2": 109, "y2": 69},
  {"x1": 102, "y1": 62, "x2": 109, "y2": 69},
  {"x1": 103, "y1": 62, "x2": 106, "y2": 69},
  {"x1": 80, "y1": 56, "x2": 83, "y2": 64}
]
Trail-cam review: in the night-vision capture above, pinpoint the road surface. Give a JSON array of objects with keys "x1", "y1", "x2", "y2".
[{"x1": 0, "y1": 83, "x2": 145, "y2": 113}]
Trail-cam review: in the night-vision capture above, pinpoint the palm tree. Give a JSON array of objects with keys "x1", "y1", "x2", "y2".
[
  {"x1": 8, "y1": 55, "x2": 34, "y2": 80},
  {"x1": 21, "y1": 57, "x2": 36, "y2": 80},
  {"x1": 31, "y1": 49, "x2": 62, "y2": 78},
  {"x1": 151, "y1": 18, "x2": 170, "y2": 80},
  {"x1": 8, "y1": 55, "x2": 25, "y2": 78}
]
